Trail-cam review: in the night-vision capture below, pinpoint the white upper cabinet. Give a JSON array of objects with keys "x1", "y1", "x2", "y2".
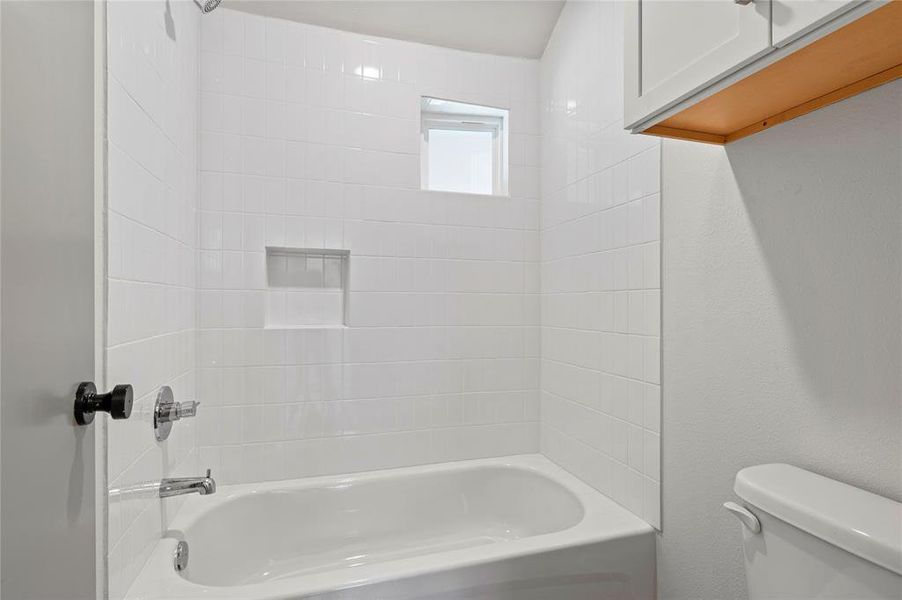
[
  {"x1": 624, "y1": 0, "x2": 773, "y2": 129},
  {"x1": 623, "y1": 0, "x2": 896, "y2": 144},
  {"x1": 772, "y1": 0, "x2": 862, "y2": 46}
]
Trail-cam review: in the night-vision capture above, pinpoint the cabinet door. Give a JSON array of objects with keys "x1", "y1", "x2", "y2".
[
  {"x1": 625, "y1": 0, "x2": 773, "y2": 129},
  {"x1": 772, "y1": 0, "x2": 863, "y2": 46}
]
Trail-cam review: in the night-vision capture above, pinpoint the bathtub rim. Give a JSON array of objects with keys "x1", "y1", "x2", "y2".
[{"x1": 127, "y1": 453, "x2": 654, "y2": 600}]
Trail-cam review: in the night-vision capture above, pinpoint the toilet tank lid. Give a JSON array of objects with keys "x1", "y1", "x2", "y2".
[{"x1": 735, "y1": 463, "x2": 902, "y2": 576}]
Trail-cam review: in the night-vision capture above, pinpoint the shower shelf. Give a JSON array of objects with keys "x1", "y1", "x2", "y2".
[{"x1": 264, "y1": 247, "x2": 349, "y2": 329}]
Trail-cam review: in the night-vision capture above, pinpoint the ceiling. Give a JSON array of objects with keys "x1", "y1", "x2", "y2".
[{"x1": 223, "y1": 1, "x2": 565, "y2": 59}]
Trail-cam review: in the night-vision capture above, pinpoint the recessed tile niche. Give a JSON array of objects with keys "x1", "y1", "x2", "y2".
[{"x1": 264, "y1": 247, "x2": 349, "y2": 329}]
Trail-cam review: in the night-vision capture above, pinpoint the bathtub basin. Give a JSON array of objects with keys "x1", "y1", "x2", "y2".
[{"x1": 128, "y1": 455, "x2": 655, "y2": 599}]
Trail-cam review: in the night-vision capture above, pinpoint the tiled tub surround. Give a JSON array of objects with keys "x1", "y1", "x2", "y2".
[
  {"x1": 106, "y1": 8, "x2": 665, "y2": 598},
  {"x1": 538, "y1": 1, "x2": 662, "y2": 527},
  {"x1": 105, "y1": 1, "x2": 200, "y2": 598},
  {"x1": 196, "y1": 9, "x2": 542, "y2": 484}
]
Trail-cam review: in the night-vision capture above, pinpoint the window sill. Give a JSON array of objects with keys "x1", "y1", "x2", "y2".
[{"x1": 420, "y1": 188, "x2": 511, "y2": 200}]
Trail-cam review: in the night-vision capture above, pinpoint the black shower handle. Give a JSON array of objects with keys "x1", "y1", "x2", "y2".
[{"x1": 74, "y1": 381, "x2": 133, "y2": 425}]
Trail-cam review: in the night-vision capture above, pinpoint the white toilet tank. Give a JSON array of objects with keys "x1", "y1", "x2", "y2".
[{"x1": 729, "y1": 464, "x2": 902, "y2": 599}]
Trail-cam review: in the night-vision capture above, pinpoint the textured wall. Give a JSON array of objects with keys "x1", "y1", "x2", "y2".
[
  {"x1": 659, "y1": 80, "x2": 902, "y2": 599},
  {"x1": 538, "y1": 0, "x2": 662, "y2": 527},
  {"x1": 196, "y1": 9, "x2": 541, "y2": 484}
]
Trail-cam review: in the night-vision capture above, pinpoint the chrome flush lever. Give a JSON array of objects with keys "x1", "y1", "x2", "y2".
[{"x1": 154, "y1": 386, "x2": 200, "y2": 441}]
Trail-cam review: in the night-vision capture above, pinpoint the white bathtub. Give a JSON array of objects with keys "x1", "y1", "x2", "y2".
[{"x1": 127, "y1": 455, "x2": 655, "y2": 599}]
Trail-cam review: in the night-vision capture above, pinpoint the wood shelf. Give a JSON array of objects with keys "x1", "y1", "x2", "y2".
[{"x1": 641, "y1": 2, "x2": 902, "y2": 145}]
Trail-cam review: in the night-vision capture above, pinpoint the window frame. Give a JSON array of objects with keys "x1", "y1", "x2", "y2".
[{"x1": 420, "y1": 110, "x2": 508, "y2": 197}]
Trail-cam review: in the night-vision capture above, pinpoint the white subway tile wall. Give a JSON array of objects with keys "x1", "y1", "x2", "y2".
[
  {"x1": 539, "y1": 1, "x2": 662, "y2": 528},
  {"x1": 105, "y1": 1, "x2": 200, "y2": 598},
  {"x1": 105, "y1": 7, "x2": 661, "y2": 595},
  {"x1": 196, "y1": 9, "x2": 541, "y2": 484}
]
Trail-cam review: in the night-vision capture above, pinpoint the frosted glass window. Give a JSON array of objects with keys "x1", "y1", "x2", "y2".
[
  {"x1": 421, "y1": 97, "x2": 508, "y2": 196},
  {"x1": 426, "y1": 129, "x2": 494, "y2": 195}
]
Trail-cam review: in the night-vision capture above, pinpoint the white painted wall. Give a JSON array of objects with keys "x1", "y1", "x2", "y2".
[
  {"x1": 0, "y1": 3, "x2": 3, "y2": 587},
  {"x1": 196, "y1": 9, "x2": 541, "y2": 484},
  {"x1": 105, "y1": 1, "x2": 199, "y2": 598},
  {"x1": 1, "y1": 1, "x2": 97, "y2": 598},
  {"x1": 659, "y1": 80, "x2": 902, "y2": 599},
  {"x1": 226, "y1": 0, "x2": 564, "y2": 59},
  {"x1": 538, "y1": 0, "x2": 662, "y2": 528}
]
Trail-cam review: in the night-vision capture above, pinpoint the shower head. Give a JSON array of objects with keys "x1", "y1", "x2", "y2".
[{"x1": 193, "y1": 0, "x2": 222, "y2": 13}]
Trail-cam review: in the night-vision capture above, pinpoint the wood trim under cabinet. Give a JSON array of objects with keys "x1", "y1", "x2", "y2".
[
  {"x1": 639, "y1": 2, "x2": 902, "y2": 145},
  {"x1": 643, "y1": 125, "x2": 727, "y2": 145}
]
